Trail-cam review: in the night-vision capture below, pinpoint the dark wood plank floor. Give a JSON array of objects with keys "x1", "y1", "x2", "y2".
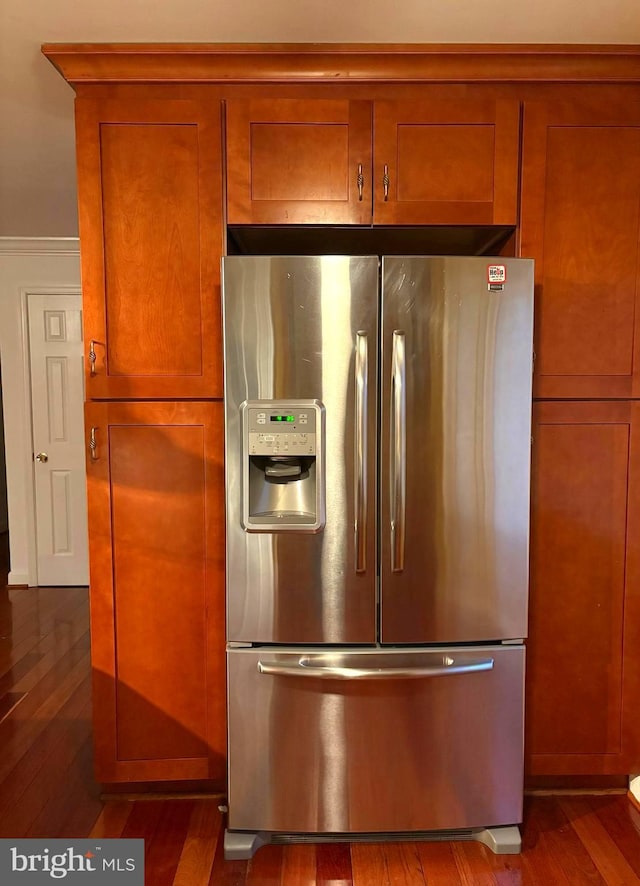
[{"x1": 1, "y1": 582, "x2": 640, "y2": 884}]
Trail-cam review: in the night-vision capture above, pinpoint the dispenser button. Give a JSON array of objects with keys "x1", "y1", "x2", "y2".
[
  {"x1": 257, "y1": 412, "x2": 266, "y2": 419},
  {"x1": 257, "y1": 418, "x2": 265, "y2": 424}
]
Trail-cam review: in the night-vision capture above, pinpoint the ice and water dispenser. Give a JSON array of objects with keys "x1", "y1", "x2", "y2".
[{"x1": 241, "y1": 400, "x2": 325, "y2": 532}]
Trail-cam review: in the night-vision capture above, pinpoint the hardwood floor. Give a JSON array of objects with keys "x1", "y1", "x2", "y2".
[{"x1": 1, "y1": 584, "x2": 640, "y2": 884}]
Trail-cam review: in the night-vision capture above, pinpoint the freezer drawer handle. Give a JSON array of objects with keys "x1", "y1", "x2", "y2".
[
  {"x1": 390, "y1": 330, "x2": 406, "y2": 572},
  {"x1": 257, "y1": 656, "x2": 494, "y2": 680},
  {"x1": 355, "y1": 331, "x2": 368, "y2": 573}
]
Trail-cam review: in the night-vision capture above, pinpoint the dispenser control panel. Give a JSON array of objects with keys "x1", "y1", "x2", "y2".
[{"x1": 246, "y1": 405, "x2": 318, "y2": 456}]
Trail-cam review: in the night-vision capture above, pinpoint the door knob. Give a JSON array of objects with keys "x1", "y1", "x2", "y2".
[{"x1": 35, "y1": 452, "x2": 49, "y2": 463}]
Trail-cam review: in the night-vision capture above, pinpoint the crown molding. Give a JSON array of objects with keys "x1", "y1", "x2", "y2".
[{"x1": 41, "y1": 43, "x2": 640, "y2": 87}]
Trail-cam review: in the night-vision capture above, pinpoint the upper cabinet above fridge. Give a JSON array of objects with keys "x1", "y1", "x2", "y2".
[
  {"x1": 225, "y1": 97, "x2": 521, "y2": 227},
  {"x1": 226, "y1": 99, "x2": 372, "y2": 225}
]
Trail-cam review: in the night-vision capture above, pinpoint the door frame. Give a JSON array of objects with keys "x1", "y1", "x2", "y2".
[{"x1": 0, "y1": 238, "x2": 81, "y2": 586}]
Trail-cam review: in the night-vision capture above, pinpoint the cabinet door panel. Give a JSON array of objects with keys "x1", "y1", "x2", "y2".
[
  {"x1": 527, "y1": 401, "x2": 640, "y2": 775},
  {"x1": 521, "y1": 103, "x2": 640, "y2": 398},
  {"x1": 76, "y1": 99, "x2": 224, "y2": 398},
  {"x1": 86, "y1": 401, "x2": 225, "y2": 784},
  {"x1": 226, "y1": 99, "x2": 372, "y2": 225},
  {"x1": 373, "y1": 100, "x2": 520, "y2": 225}
]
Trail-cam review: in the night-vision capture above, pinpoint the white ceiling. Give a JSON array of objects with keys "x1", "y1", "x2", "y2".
[{"x1": 1, "y1": 0, "x2": 639, "y2": 237}]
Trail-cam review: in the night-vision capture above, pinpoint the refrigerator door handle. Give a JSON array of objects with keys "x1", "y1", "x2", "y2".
[
  {"x1": 391, "y1": 330, "x2": 406, "y2": 573},
  {"x1": 355, "y1": 331, "x2": 368, "y2": 573},
  {"x1": 257, "y1": 656, "x2": 495, "y2": 680}
]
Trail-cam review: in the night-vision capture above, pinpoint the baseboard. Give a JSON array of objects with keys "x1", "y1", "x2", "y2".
[
  {"x1": 0, "y1": 531, "x2": 8, "y2": 589},
  {"x1": 7, "y1": 572, "x2": 29, "y2": 587},
  {"x1": 525, "y1": 774, "x2": 629, "y2": 792},
  {"x1": 100, "y1": 779, "x2": 225, "y2": 795}
]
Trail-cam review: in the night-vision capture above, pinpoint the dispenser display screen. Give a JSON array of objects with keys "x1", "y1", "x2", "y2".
[{"x1": 271, "y1": 415, "x2": 296, "y2": 422}]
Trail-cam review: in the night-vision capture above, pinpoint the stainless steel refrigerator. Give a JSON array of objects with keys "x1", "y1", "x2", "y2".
[{"x1": 222, "y1": 255, "x2": 533, "y2": 860}]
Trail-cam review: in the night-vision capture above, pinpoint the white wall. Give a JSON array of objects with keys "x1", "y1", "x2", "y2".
[
  {"x1": 0, "y1": 238, "x2": 80, "y2": 585},
  {"x1": 1, "y1": 0, "x2": 640, "y2": 237}
]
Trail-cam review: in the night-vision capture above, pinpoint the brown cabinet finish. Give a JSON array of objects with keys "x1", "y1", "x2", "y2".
[
  {"x1": 373, "y1": 100, "x2": 520, "y2": 225},
  {"x1": 227, "y1": 97, "x2": 520, "y2": 226},
  {"x1": 41, "y1": 44, "x2": 640, "y2": 787},
  {"x1": 226, "y1": 99, "x2": 372, "y2": 224},
  {"x1": 85, "y1": 401, "x2": 225, "y2": 784},
  {"x1": 527, "y1": 401, "x2": 640, "y2": 775},
  {"x1": 521, "y1": 103, "x2": 640, "y2": 399},
  {"x1": 76, "y1": 99, "x2": 224, "y2": 399}
]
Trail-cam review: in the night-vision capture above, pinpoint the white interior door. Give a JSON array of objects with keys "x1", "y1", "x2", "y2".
[{"x1": 28, "y1": 292, "x2": 88, "y2": 586}]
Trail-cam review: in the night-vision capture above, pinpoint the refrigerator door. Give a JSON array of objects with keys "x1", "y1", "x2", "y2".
[
  {"x1": 380, "y1": 257, "x2": 533, "y2": 643},
  {"x1": 223, "y1": 256, "x2": 379, "y2": 644},
  {"x1": 227, "y1": 644, "x2": 524, "y2": 833}
]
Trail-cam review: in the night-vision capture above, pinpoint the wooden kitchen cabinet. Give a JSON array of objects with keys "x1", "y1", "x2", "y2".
[
  {"x1": 85, "y1": 401, "x2": 226, "y2": 785},
  {"x1": 226, "y1": 97, "x2": 520, "y2": 226},
  {"x1": 226, "y1": 98, "x2": 372, "y2": 225},
  {"x1": 521, "y1": 102, "x2": 640, "y2": 399},
  {"x1": 372, "y1": 99, "x2": 519, "y2": 225},
  {"x1": 75, "y1": 98, "x2": 225, "y2": 399},
  {"x1": 42, "y1": 43, "x2": 640, "y2": 789},
  {"x1": 527, "y1": 401, "x2": 640, "y2": 776}
]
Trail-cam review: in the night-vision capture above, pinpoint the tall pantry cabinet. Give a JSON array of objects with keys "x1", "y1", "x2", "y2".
[
  {"x1": 522, "y1": 101, "x2": 640, "y2": 778},
  {"x1": 42, "y1": 44, "x2": 640, "y2": 787},
  {"x1": 75, "y1": 96, "x2": 227, "y2": 784}
]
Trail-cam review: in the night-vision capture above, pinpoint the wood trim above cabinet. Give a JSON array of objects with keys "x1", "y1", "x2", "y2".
[{"x1": 42, "y1": 43, "x2": 640, "y2": 87}]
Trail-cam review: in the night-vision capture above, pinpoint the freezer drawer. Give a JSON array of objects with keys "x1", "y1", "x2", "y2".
[{"x1": 227, "y1": 645, "x2": 524, "y2": 834}]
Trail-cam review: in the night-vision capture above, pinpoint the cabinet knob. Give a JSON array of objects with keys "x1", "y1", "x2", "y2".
[{"x1": 35, "y1": 452, "x2": 49, "y2": 464}]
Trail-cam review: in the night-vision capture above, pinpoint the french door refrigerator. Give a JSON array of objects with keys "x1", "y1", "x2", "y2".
[{"x1": 222, "y1": 255, "x2": 534, "y2": 860}]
